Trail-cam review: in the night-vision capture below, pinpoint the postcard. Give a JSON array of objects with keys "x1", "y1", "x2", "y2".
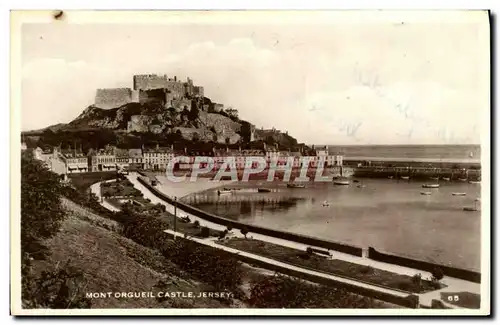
[{"x1": 10, "y1": 10, "x2": 490, "y2": 316}]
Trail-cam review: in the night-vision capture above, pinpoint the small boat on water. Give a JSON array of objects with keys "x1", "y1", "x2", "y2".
[
  {"x1": 458, "y1": 178, "x2": 468, "y2": 182},
  {"x1": 442, "y1": 177, "x2": 450, "y2": 181},
  {"x1": 429, "y1": 177, "x2": 439, "y2": 181},
  {"x1": 217, "y1": 189, "x2": 232, "y2": 195},
  {"x1": 257, "y1": 188, "x2": 272, "y2": 193},
  {"x1": 420, "y1": 191, "x2": 432, "y2": 196},
  {"x1": 357, "y1": 184, "x2": 366, "y2": 188},
  {"x1": 322, "y1": 200, "x2": 330, "y2": 207},
  {"x1": 400, "y1": 176, "x2": 410, "y2": 180},
  {"x1": 334, "y1": 180, "x2": 350, "y2": 186},
  {"x1": 388, "y1": 176, "x2": 394, "y2": 179},
  {"x1": 422, "y1": 184, "x2": 440, "y2": 188},
  {"x1": 463, "y1": 198, "x2": 480, "y2": 212},
  {"x1": 469, "y1": 180, "x2": 480, "y2": 184},
  {"x1": 452, "y1": 192, "x2": 467, "y2": 196},
  {"x1": 287, "y1": 184, "x2": 306, "y2": 189}
]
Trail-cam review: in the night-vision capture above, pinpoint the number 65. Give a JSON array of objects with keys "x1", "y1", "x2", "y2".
[{"x1": 447, "y1": 295, "x2": 459, "y2": 302}]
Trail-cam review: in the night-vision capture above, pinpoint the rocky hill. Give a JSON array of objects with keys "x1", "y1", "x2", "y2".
[{"x1": 25, "y1": 100, "x2": 303, "y2": 151}]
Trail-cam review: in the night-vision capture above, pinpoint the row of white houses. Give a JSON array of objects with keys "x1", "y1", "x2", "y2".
[{"x1": 31, "y1": 145, "x2": 344, "y2": 175}]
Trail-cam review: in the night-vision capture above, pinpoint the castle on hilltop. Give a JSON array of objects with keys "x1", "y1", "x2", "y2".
[{"x1": 94, "y1": 74, "x2": 210, "y2": 111}]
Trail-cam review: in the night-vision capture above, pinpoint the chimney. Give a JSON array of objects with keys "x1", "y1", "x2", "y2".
[{"x1": 174, "y1": 76, "x2": 177, "y2": 81}]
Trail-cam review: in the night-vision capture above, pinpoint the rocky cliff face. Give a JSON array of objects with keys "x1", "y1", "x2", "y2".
[{"x1": 41, "y1": 101, "x2": 298, "y2": 148}]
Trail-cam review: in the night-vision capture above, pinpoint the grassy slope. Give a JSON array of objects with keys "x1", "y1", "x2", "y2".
[{"x1": 33, "y1": 212, "x2": 225, "y2": 309}]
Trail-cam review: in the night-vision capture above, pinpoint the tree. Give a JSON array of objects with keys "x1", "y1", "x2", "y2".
[
  {"x1": 21, "y1": 152, "x2": 66, "y2": 258},
  {"x1": 240, "y1": 121, "x2": 253, "y2": 143},
  {"x1": 240, "y1": 227, "x2": 249, "y2": 239},
  {"x1": 188, "y1": 101, "x2": 200, "y2": 121},
  {"x1": 21, "y1": 152, "x2": 92, "y2": 308}
]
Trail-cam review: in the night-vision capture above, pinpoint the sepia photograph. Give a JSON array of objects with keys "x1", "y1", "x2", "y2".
[{"x1": 10, "y1": 10, "x2": 491, "y2": 316}]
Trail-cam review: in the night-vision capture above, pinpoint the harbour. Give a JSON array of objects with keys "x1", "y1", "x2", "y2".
[{"x1": 184, "y1": 177, "x2": 481, "y2": 272}]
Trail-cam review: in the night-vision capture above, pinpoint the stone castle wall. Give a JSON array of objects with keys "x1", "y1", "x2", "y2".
[
  {"x1": 96, "y1": 74, "x2": 204, "y2": 109},
  {"x1": 95, "y1": 88, "x2": 134, "y2": 109}
]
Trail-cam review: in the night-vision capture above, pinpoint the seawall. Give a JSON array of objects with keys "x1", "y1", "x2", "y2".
[{"x1": 368, "y1": 247, "x2": 481, "y2": 283}]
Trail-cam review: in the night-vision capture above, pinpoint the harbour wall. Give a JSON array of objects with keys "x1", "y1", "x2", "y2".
[
  {"x1": 137, "y1": 176, "x2": 364, "y2": 257},
  {"x1": 353, "y1": 166, "x2": 481, "y2": 181},
  {"x1": 368, "y1": 247, "x2": 481, "y2": 283}
]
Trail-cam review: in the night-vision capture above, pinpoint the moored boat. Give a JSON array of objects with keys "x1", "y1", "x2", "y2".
[
  {"x1": 217, "y1": 189, "x2": 232, "y2": 195},
  {"x1": 334, "y1": 180, "x2": 350, "y2": 185},
  {"x1": 429, "y1": 177, "x2": 439, "y2": 181},
  {"x1": 420, "y1": 191, "x2": 432, "y2": 196},
  {"x1": 442, "y1": 177, "x2": 450, "y2": 181},
  {"x1": 458, "y1": 178, "x2": 468, "y2": 182},
  {"x1": 287, "y1": 183, "x2": 306, "y2": 189},
  {"x1": 400, "y1": 176, "x2": 410, "y2": 180},
  {"x1": 452, "y1": 192, "x2": 467, "y2": 196},
  {"x1": 469, "y1": 180, "x2": 480, "y2": 184},
  {"x1": 257, "y1": 188, "x2": 272, "y2": 193},
  {"x1": 463, "y1": 198, "x2": 480, "y2": 211},
  {"x1": 422, "y1": 184, "x2": 440, "y2": 188},
  {"x1": 388, "y1": 176, "x2": 394, "y2": 179}
]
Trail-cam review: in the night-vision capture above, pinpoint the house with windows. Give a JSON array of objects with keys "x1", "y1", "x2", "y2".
[
  {"x1": 143, "y1": 145, "x2": 175, "y2": 171},
  {"x1": 61, "y1": 150, "x2": 89, "y2": 173},
  {"x1": 128, "y1": 148, "x2": 144, "y2": 170},
  {"x1": 89, "y1": 146, "x2": 117, "y2": 172},
  {"x1": 114, "y1": 148, "x2": 130, "y2": 170}
]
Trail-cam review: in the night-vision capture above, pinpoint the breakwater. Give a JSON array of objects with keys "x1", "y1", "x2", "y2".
[{"x1": 353, "y1": 166, "x2": 481, "y2": 181}]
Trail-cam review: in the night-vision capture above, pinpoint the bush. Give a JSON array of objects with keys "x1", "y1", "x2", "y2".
[
  {"x1": 240, "y1": 227, "x2": 249, "y2": 238},
  {"x1": 432, "y1": 267, "x2": 444, "y2": 281},
  {"x1": 163, "y1": 240, "x2": 243, "y2": 291},
  {"x1": 411, "y1": 273, "x2": 422, "y2": 289},
  {"x1": 405, "y1": 294, "x2": 420, "y2": 308},
  {"x1": 193, "y1": 220, "x2": 200, "y2": 228},
  {"x1": 249, "y1": 274, "x2": 379, "y2": 308},
  {"x1": 200, "y1": 226, "x2": 210, "y2": 238},
  {"x1": 226, "y1": 226, "x2": 233, "y2": 232},
  {"x1": 306, "y1": 247, "x2": 313, "y2": 255}
]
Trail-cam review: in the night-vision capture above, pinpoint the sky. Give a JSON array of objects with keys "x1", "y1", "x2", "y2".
[{"x1": 19, "y1": 11, "x2": 488, "y2": 145}]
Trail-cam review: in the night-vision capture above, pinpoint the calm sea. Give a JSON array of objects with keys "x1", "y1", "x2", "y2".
[
  {"x1": 324, "y1": 144, "x2": 481, "y2": 160},
  {"x1": 187, "y1": 178, "x2": 481, "y2": 272}
]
